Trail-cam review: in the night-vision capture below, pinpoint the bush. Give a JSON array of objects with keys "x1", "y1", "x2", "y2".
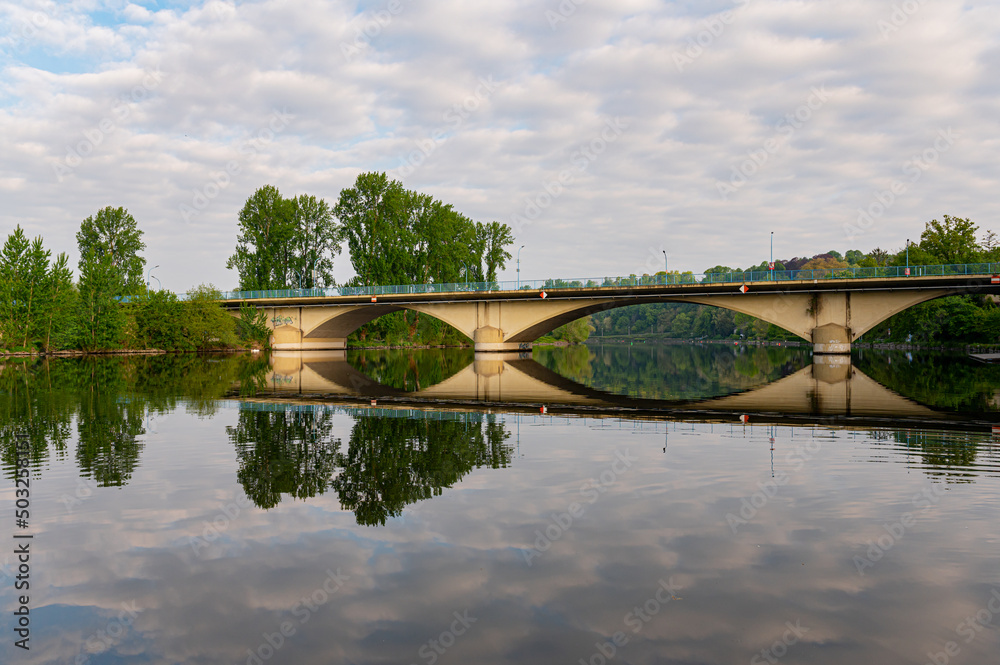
[{"x1": 183, "y1": 285, "x2": 238, "y2": 350}]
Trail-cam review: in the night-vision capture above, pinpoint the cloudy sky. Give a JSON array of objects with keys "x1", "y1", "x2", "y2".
[{"x1": 1, "y1": 0, "x2": 998, "y2": 292}]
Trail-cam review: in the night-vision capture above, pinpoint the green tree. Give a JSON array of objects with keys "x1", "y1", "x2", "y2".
[
  {"x1": 867, "y1": 247, "x2": 891, "y2": 266},
  {"x1": 919, "y1": 215, "x2": 981, "y2": 264},
  {"x1": 227, "y1": 185, "x2": 296, "y2": 290},
  {"x1": 549, "y1": 316, "x2": 593, "y2": 343},
  {"x1": 890, "y1": 243, "x2": 938, "y2": 267},
  {"x1": 845, "y1": 249, "x2": 865, "y2": 265},
  {"x1": 335, "y1": 172, "x2": 412, "y2": 286},
  {"x1": 77, "y1": 206, "x2": 146, "y2": 292},
  {"x1": 408, "y1": 193, "x2": 473, "y2": 283},
  {"x1": 336, "y1": 171, "x2": 514, "y2": 289},
  {"x1": 0, "y1": 227, "x2": 49, "y2": 348},
  {"x1": 75, "y1": 251, "x2": 126, "y2": 351},
  {"x1": 981, "y1": 230, "x2": 1000, "y2": 262},
  {"x1": 289, "y1": 194, "x2": 340, "y2": 288},
  {"x1": 477, "y1": 220, "x2": 514, "y2": 281},
  {"x1": 40, "y1": 253, "x2": 76, "y2": 351}
]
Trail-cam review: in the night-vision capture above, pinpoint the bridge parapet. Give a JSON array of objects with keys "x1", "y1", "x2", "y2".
[{"x1": 216, "y1": 262, "x2": 1000, "y2": 303}]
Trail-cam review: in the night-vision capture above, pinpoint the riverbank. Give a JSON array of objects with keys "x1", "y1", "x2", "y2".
[
  {"x1": 586, "y1": 337, "x2": 1000, "y2": 354},
  {"x1": 0, "y1": 347, "x2": 254, "y2": 358}
]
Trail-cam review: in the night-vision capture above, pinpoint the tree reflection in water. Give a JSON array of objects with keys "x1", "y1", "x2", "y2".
[
  {"x1": 332, "y1": 412, "x2": 512, "y2": 525},
  {"x1": 230, "y1": 405, "x2": 512, "y2": 524},
  {"x1": 0, "y1": 350, "x2": 996, "y2": 499},
  {"x1": 228, "y1": 407, "x2": 342, "y2": 509}
]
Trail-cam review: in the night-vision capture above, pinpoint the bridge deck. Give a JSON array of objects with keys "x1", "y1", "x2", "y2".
[{"x1": 220, "y1": 272, "x2": 998, "y2": 307}]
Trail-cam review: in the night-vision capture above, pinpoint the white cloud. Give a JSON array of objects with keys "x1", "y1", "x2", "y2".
[{"x1": 0, "y1": 0, "x2": 999, "y2": 290}]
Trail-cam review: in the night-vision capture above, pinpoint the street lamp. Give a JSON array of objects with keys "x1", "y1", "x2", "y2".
[
  {"x1": 770, "y1": 231, "x2": 774, "y2": 280},
  {"x1": 297, "y1": 255, "x2": 320, "y2": 290},
  {"x1": 906, "y1": 238, "x2": 910, "y2": 276},
  {"x1": 517, "y1": 245, "x2": 525, "y2": 289},
  {"x1": 147, "y1": 264, "x2": 159, "y2": 291},
  {"x1": 662, "y1": 250, "x2": 667, "y2": 284}
]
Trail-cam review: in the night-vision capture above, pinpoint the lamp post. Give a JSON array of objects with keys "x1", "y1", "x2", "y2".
[
  {"x1": 517, "y1": 245, "x2": 525, "y2": 289},
  {"x1": 296, "y1": 255, "x2": 320, "y2": 290},
  {"x1": 147, "y1": 264, "x2": 159, "y2": 291},
  {"x1": 770, "y1": 231, "x2": 774, "y2": 280},
  {"x1": 662, "y1": 250, "x2": 667, "y2": 284},
  {"x1": 906, "y1": 238, "x2": 910, "y2": 276}
]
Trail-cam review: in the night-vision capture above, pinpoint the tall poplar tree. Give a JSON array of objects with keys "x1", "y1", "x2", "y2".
[
  {"x1": 477, "y1": 220, "x2": 514, "y2": 282},
  {"x1": 40, "y1": 253, "x2": 76, "y2": 351},
  {"x1": 227, "y1": 185, "x2": 295, "y2": 290},
  {"x1": 289, "y1": 194, "x2": 340, "y2": 288},
  {"x1": 0, "y1": 226, "x2": 69, "y2": 350},
  {"x1": 75, "y1": 251, "x2": 125, "y2": 351},
  {"x1": 77, "y1": 206, "x2": 146, "y2": 292},
  {"x1": 334, "y1": 172, "x2": 411, "y2": 286}
]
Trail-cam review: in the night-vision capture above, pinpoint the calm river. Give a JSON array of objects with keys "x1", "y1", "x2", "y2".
[{"x1": 1, "y1": 344, "x2": 999, "y2": 664}]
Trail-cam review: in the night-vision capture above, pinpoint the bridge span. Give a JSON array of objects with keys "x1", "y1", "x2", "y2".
[{"x1": 221, "y1": 265, "x2": 1000, "y2": 354}]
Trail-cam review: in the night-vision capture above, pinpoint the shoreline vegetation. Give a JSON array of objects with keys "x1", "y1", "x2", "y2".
[{"x1": 3, "y1": 186, "x2": 997, "y2": 356}]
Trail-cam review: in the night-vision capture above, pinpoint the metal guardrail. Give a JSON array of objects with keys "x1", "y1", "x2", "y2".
[{"x1": 212, "y1": 263, "x2": 1000, "y2": 301}]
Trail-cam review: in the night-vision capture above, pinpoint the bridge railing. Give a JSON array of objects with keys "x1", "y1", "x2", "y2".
[{"x1": 215, "y1": 262, "x2": 1000, "y2": 301}]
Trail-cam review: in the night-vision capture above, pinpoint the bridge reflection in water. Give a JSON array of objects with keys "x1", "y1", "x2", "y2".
[{"x1": 258, "y1": 350, "x2": 948, "y2": 424}]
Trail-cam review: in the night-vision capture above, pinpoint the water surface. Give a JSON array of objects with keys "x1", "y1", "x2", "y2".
[{"x1": 1, "y1": 347, "x2": 998, "y2": 664}]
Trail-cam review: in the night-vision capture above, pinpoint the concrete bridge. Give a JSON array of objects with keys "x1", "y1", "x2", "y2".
[
  {"x1": 222, "y1": 266, "x2": 1000, "y2": 354},
  {"x1": 257, "y1": 351, "x2": 944, "y2": 421}
]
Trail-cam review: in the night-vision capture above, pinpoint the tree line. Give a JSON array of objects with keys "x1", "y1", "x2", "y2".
[
  {"x1": 228, "y1": 172, "x2": 515, "y2": 290},
  {"x1": 5, "y1": 197, "x2": 993, "y2": 352},
  {"x1": 592, "y1": 215, "x2": 1000, "y2": 345},
  {"x1": 0, "y1": 207, "x2": 250, "y2": 353},
  {"x1": 0, "y1": 170, "x2": 517, "y2": 352},
  {"x1": 0, "y1": 351, "x2": 513, "y2": 520},
  {"x1": 228, "y1": 172, "x2": 516, "y2": 345}
]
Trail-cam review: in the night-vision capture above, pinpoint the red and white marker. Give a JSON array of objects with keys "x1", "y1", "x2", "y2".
[
  {"x1": 992, "y1": 275, "x2": 999, "y2": 284},
  {"x1": 739, "y1": 285, "x2": 749, "y2": 294},
  {"x1": 371, "y1": 296, "x2": 377, "y2": 303},
  {"x1": 540, "y1": 291, "x2": 547, "y2": 299}
]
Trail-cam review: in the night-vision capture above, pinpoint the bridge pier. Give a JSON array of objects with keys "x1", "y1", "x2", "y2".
[
  {"x1": 811, "y1": 323, "x2": 851, "y2": 355},
  {"x1": 472, "y1": 325, "x2": 531, "y2": 352}
]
